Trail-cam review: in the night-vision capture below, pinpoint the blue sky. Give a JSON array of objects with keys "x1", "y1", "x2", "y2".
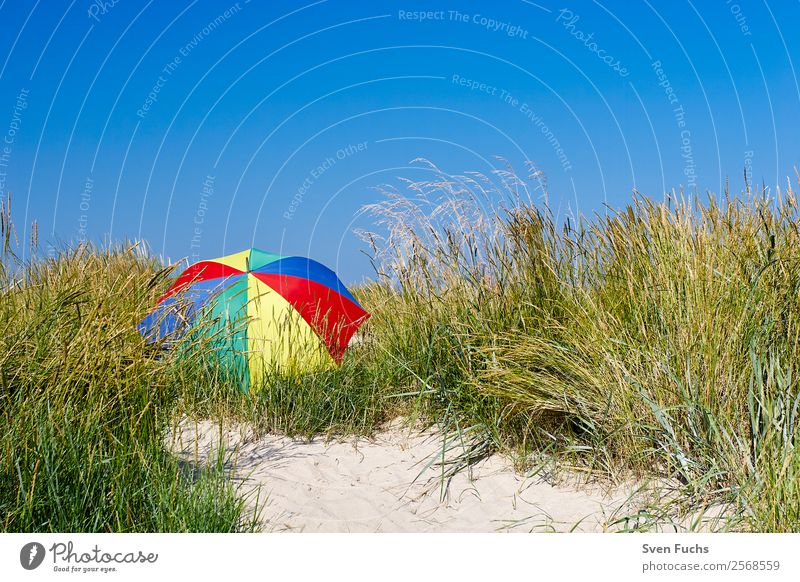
[{"x1": 0, "y1": 0, "x2": 798, "y2": 283}]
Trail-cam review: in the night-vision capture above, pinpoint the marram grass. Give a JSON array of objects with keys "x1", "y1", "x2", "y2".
[
  {"x1": 4, "y1": 167, "x2": 800, "y2": 532},
  {"x1": 355, "y1": 166, "x2": 800, "y2": 532},
  {"x1": 0, "y1": 240, "x2": 257, "y2": 532}
]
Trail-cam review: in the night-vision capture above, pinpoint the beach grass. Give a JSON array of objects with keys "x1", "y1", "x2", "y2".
[
  {"x1": 3, "y1": 165, "x2": 800, "y2": 532},
  {"x1": 0, "y1": 213, "x2": 257, "y2": 531},
  {"x1": 351, "y1": 165, "x2": 800, "y2": 532}
]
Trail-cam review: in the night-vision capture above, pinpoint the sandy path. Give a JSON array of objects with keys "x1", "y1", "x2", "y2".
[{"x1": 168, "y1": 418, "x2": 654, "y2": 532}]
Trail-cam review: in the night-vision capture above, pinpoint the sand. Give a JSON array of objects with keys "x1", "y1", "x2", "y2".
[{"x1": 168, "y1": 417, "x2": 676, "y2": 532}]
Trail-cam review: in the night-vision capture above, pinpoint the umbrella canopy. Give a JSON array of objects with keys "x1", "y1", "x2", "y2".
[{"x1": 139, "y1": 248, "x2": 369, "y2": 390}]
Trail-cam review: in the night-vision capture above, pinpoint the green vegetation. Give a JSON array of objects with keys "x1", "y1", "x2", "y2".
[
  {"x1": 3, "y1": 166, "x2": 800, "y2": 532},
  {"x1": 0, "y1": 198, "x2": 256, "y2": 532},
  {"x1": 351, "y1": 167, "x2": 800, "y2": 532}
]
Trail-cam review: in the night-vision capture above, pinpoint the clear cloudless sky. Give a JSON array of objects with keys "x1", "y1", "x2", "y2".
[{"x1": 0, "y1": 0, "x2": 798, "y2": 283}]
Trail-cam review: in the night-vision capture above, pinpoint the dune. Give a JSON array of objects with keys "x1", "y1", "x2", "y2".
[{"x1": 168, "y1": 418, "x2": 730, "y2": 533}]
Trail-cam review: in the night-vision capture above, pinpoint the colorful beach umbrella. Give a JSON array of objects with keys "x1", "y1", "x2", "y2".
[{"x1": 139, "y1": 248, "x2": 369, "y2": 391}]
